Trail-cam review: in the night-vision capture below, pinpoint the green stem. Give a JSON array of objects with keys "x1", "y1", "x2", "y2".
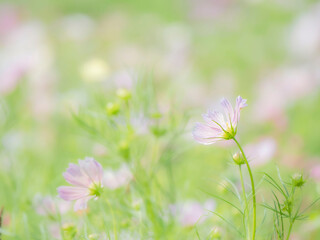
[
  {"x1": 239, "y1": 165, "x2": 250, "y2": 240},
  {"x1": 286, "y1": 221, "x2": 293, "y2": 240},
  {"x1": 233, "y1": 137, "x2": 256, "y2": 240},
  {"x1": 106, "y1": 199, "x2": 118, "y2": 240},
  {"x1": 286, "y1": 186, "x2": 295, "y2": 240}
]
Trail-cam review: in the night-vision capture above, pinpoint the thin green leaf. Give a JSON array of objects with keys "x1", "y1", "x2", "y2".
[
  {"x1": 201, "y1": 189, "x2": 243, "y2": 215},
  {"x1": 207, "y1": 210, "x2": 243, "y2": 237}
]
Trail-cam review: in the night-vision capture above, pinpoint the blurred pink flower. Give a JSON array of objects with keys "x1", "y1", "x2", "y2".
[
  {"x1": 254, "y1": 67, "x2": 317, "y2": 128},
  {"x1": 103, "y1": 165, "x2": 133, "y2": 190},
  {"x1": 0, "y1": 4, "x2": 20, "y2": 37},
  {"x1": 48, "y1": 223, "x2": 61, "y2": 239},
  {"x1": 244, "y1": 137, "x2": 277, "y2": 167},
  {"x1": 57, "y1": 157, "x2": 104, "y2": 211},
  {"x1": 33, "y1": 194, "x2": 71, "y2": 216},
  {"x1": 188, "y1": 0, "x2": 234, "y2": 21},
  {"x1": 289, "y1": 3, "x2": 320, "y2": 58},
  {"x1": 110, "y1": 70, "x2": 134, "y2": 90},
  {"x1": 0, "y1": 59, "x2": 28, "y2": 95},
  {"x1": 58, "y1": 14, "x2": 95, "y2": 42},
  {"x1": 170, "y1": 200, "x2": 216, "y2": 227},
  {"x1": 193, "y1": 96, "x2": 247, "y2": 145},
  {"x1": 310, "y1": 165, "x2": 320, "y2": 182}
]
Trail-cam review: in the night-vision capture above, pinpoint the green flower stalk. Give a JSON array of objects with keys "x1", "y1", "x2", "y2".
[{"x1": 193, "y1": 96, "x2": 257, "y2": 240}]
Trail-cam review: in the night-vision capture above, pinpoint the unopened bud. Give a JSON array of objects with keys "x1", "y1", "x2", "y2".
[
  {"x1": 291, "y1": 173, "x2": 305, "y2": 187},
  {"x1": 233, "y1": 152, "x2": 245, "y2": 165},
  {"x1": 118, "y1": 140, "x2": 130, "y2": 159},
  {"x1": 88, "y1": 233, "x2": 100, "y2": 240},
  {"x1": 116, "y1": 88, "x2": 131, "y2": 100},
  {"x1": 62, "y1": 223, "x2": 77, "y2": 238},
  {"x1": 151, "y1": 112, "x2": 162, "y2": 119},
  {"x1": 106, "y1": 102, "x2": 120, "y2": 115}
]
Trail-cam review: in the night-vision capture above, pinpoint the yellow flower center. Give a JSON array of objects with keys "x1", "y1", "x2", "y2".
[
  {"x1": 89, "y1": 183, "x2": 103, "y2": 197},
  {"x1": 221, "y1": 122, "x2": 236, "y2": 140}
]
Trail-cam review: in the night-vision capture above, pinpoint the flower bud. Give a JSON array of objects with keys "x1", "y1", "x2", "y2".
[
  {"x1": 62, "y1": 223, "x2": 77, "y2": 238},
  {"x1": 118, "y1": 140, "x2": 130, "y2": 159},
  {"x1": 151, "y1": 112, "x2": 162, "y2": 119},
  {"x1": 106, "y1": 102, "x2": 120, "y2": 115},
  {"x1": 232, "y1": 152, "x2": 245, "y2": 165},
  {"x1": 291, "y1": 173, "x2": 305, "y2": 187},
  {"x1": 116, "y1": 88, "x2": 131, "y2": 100},
  {"x1": 282, "y1": 199, "x2": 292, "y2": 213},
  {"x1": 88, "y1": 233, "x2": 100, "y2": 240},
  {"x1": 150, "y1": 126, "x2": 166, "y2": 137}
]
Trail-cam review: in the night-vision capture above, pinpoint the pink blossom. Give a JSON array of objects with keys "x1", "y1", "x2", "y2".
[
  {"x1": 103, "y1": 165, "x2": 133, "y2": 190},
  {"x1": 0, "y1": 4, "x2": 21, "y2": 37},
  {"x1": 253, "y1": 67, "x2": 317, "y2": 128},
  {"x1": 289, "y1": 3, "x2": 320, "y2": 58},
  {"x1": 193, "y1": 96, "x2": 247, "y2": 145},
  {"x1": 170, "y1": 200, "x2": 216, "y2": 227},
  {"x1": 244, "y1": 137, "x2": 277, "y2": 167},
  {"x1": 57, "y1": 157, "x2": 104, "y2": 211},
  {"x1": 310, "y1": 165, "x2": 320, "y2": 182},
  {"x1": 33, "y1": 194, "x2": 71, "y2": 216}
]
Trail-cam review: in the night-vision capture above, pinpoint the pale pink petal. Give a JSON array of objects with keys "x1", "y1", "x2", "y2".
[
  {"x1": 57, "y1": 186, "x2": 89, "y2": 201},
  {"x1": 207, "y1": 110, "x2": 227, "y2": 129},
  {"x1": 193, "y1": 122, "x2": 223, "y2": 145},
  {"x1": 221, "y1": 98, "x2": 234, "y2": 125},
  {"x1": 74, "y1": 196, "x2": 93, "y2": 211},
  {"x1": 234, "y1": 96, "x2": 247, "y2": 125},
  {"x1": 78, "y1": 157, "x2": 103, "y2": 183},
  {"x1": 63, "y1": 163, "x2": 91, "y2": 187},
  {"x1": 202, "y1": 113, "x2": 222, "y2": 130}
]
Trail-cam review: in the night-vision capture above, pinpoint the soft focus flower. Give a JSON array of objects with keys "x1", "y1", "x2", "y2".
[
  {"x1": 80, "y1": 58, "x2": 109, "y2": 82},
  {"x1": 48, "y1": 223, "x2": 61, "y2": 239},
  {"x1": 116, "y1": 88, "x2": 131, "y2": 100},
  {"x1": 253, "y1": 67, "x2": 317, "y2": 128},
  {"x1": 170, "y1": 200, "x2": 216, "y2": 227},
  {"x1": 111, "y1": 70, "x2": 134, "y2": 90},
  {"x1": 57, "y1": 157, "x2": 103, "y2": 211},
  {"x1": 106, "y1": 102, "x2": 120, "y2": 115},
  {"x1": 33, "y1": 194, "x2": 71, "y2": 216},
  {"x1": 103, "y1": 164, "x2": 133, "y2": 190},
  {"x1": 0, "y1": 4, "x2": 21, "y2": 36},
  {"x1": 310, "y1": 165, "x2": 320, "y2": 182},
  {"x1": 289, "y1": 3, "x2": 320, "y2": 58},
  {"x1": 58, "y1": 14, "x2": 95, "y2": 42},
  {"x1": 244, "y1": 137, "x2": 277, "y2": 167},
  {"x1": 193, "y1": 96, "x2": 247, "y2": 144}
]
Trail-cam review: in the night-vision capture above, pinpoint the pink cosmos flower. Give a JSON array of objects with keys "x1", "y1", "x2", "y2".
[
  {"x1": 193, "y1": 96, "x2": 247, "y2": 145},
  {"x1": 57, "y1": 157, "x2": 103, "y2": 211}
]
